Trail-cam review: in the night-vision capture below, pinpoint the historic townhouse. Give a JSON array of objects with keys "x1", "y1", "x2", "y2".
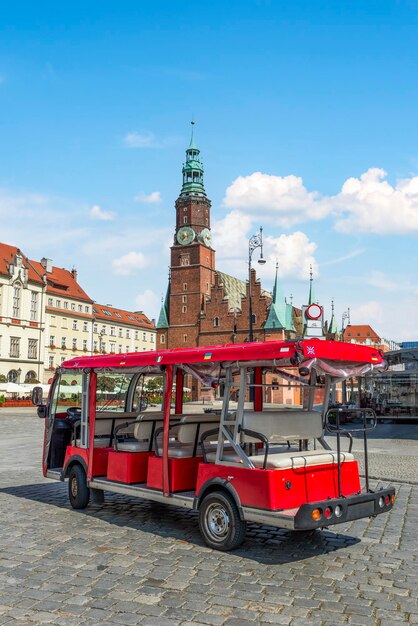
[
  {"x1": 0, "y1": 243, "x2": 156, "y2": 385},
  {"x1": 0, "y1": 244, "x2": 45, "y2": 384},
  {"x1": 92, "y1": 304, "x2": 155, "y2": 355}
]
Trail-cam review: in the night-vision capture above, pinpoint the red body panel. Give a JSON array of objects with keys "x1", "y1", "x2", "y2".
[
  {"x1": 147, "y1": 455, "x2": 203, "y2": 492},
  {"x1": 196, "y1": 461, "x2": 361, "y2": 510},
  {"x1": 107, "y1": 451, "x2": 153, "y2": 484},
  {"x1": 63, "y1": 446, "x2": 111, "y2": 477}
]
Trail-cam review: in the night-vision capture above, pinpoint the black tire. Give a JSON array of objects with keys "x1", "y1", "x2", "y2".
[
  {"x1": 68, "y1": 464, "x2": 90, "y2": 510},
  {"x1": 198, "y1": 490, "x2": 246, "y2": 551}
]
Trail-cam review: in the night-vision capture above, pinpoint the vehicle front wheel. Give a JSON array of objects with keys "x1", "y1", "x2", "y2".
[
  {"x1": 198, "y1": 490, "x2": 246, "y2": 551},
  {"x1": 68, "y1": 464, "x2": 90, "y2": 509}
]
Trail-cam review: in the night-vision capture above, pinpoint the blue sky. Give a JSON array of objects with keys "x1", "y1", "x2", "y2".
[{"x1": 0, "y1": 1, "x2": 417, "y2": 340}]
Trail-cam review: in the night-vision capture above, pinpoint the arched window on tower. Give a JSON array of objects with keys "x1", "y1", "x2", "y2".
[
  {"x1": 252, "y1": 314, "x2": 257, "y2": 325},
  {"x1": 213, "y1": 317, "x2": 220, "y2": 328}
]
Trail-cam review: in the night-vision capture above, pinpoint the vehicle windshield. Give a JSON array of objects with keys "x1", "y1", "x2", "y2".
[
  {"x1": 96, "y1": 372, "x2": 134, "y2": 412},
  {"x1": 50, "y1": 370, "x2": 83, "y2": 419}
]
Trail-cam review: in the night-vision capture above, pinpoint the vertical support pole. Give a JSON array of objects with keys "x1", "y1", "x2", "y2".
[
  {"x1": 162, "y1": 365, "x2": 173, "y2": 497},
  {"x1": 175, "y1": 368, "x2": 184, "y2": 415},
  {"x1": 253, "y1": 367, "x2": 263, "y2": 412},
  {"x1": 336, "y1": 408, "x2": 342, "y2": 497},
  {"x1": 87, "y1": 371, "x2": 97, "y2": 482}
]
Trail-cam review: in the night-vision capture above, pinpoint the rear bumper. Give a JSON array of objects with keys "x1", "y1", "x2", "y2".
[
  {"x1": 294, "y1": 487, "x2": 395, "y2": 529},
  {"x1": 241, "y1": 487, "x2": 395, "y2": 530}
]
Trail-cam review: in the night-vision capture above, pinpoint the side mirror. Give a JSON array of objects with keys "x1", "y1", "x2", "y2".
[
  {"x1": 37, "y1": 405, "x2": 47, "y2": 419},
  {"x1": 32, "y1": 386, "x2": 43, "y2": 406}
]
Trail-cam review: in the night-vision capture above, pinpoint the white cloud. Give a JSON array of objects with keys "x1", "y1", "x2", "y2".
[
  {"x1": 89, "y1": 204, "x2": 115, "y2": 221},
  {"x1": 134, "y1": 191, "x2": 161, "y2": 204},
  {"x1": 134, "y1": 289, "x2": 160, "y2": 320},
  {"x1": 112, "y1": 251, "x2": 149, "y2": 275},
  {"x1": 350, "y1": 300, "x2": 384, "y2": 327},
  {"x1": 263, "y1": 232, "x2": 318, "y2": 280},
  {"x1": 334, "y1": 168, "x2": 418, "y2": 234},
  {"x1": 367, "y1": 271, "x2": 398, "y2": 291},
  {"x1": 223, "y1": 172, "x2": 329, "y2": 227},
  {"x1": 223, "y1": 167, "x2": 418, "y2": 234},
  {"x1": 124, "y1": 131, "x2": 159, "y2": 148},
  {"x1": 212, "y1": 210, "x2": 253, "y2": 260}
]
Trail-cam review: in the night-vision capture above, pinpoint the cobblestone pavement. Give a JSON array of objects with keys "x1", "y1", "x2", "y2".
[{"x1": 0, "y1": 411, "x2": 417, "y2": 626}]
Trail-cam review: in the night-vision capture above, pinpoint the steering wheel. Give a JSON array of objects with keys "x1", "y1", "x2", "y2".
[{"x1": 66, "y1": 406, "x2": 82, "y2": 423}]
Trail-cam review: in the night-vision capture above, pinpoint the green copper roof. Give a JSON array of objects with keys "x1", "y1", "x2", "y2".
[
  {"x1": 156, "y1": 283, "x2": 170, "y2": 329},
  {"x1": 264, "y1": 264, "x2": 295, "y2": 332},
  {"x1": 180, "y1": 122, "x2": 206, "y2": 197},
  {"x1": 328, "y1": 300, "x2": 338, "y2": 334},
  {"x1": 216, "y1": 270, "x2": 270, "y2": 313},
  {"x1": 308, "y1": 265, "x2": 316, "y2": 305}
]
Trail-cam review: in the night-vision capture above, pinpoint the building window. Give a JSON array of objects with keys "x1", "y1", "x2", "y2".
[
  {"x1": 118, "y1": 345, "x2": 122, "y2": 353},
  {"x1": 83, "y1": 321, "x2": 88, "y2": 332},
  {"x1": 50, "y1": 316, "x2": 56, "y2": 327},
  {"x1": 93, "y1": 323, "x2": 98, "y2": 333},
  {"x1": 135, "y1": 346, "x2": 138, "y2": 352},
  {"x1": 62, "y1": 318, "x2": 68, "y2": 329},
  {"x1": 56, "y1": 299, "x2": 61, "y2": 308},
  {"x1": 251, "y1": 314, "x2": 256, "y2": 324},
  {"x1": 182, "y1": 306, "x2": 187, "y2": 313},
  {"x1": 25, "y1": 370, "x2": 37, "y2": 382},
  {"x1": 183, "y1": 216, "x2": 187, "y2": 224},
  {"x1": 135, "y1": 331, "x2": 139, "y2": 340},
  {"x1": 182, "y1": 295, "x2": 187, "y2": 303},
  {"x1": 50, "y1": 335, "x2": 55, "y2": 347},
  {"x1": 160, "y1": 335, "x2": 165, "y2": 344},
  {"x1": 13, "y1": 283, "x2": 21, "y2": 318},
  {"x1": 64, "y1": 301, "x2": 68, "y2": 309},
  {"x1": 49, "y1": 356, "x2": 54, "y2": 369},
  {"x1": 183, "y1": 334, "x2": 187, "y2": 343},
  {"x1": 126, "y1": 345, "x2": 129, "y2": 352},
  {"x1": 143, "y1": 333, "x2": 146, "y2": 341},
  {"x1": 78, "y1": 305, "x2": 82, "y2": 312},
  {"x1": 30, "y1": 291, "x2": 38, "y2": 321},
  {"x1": 110, "y1": 343, "x2": 115, "y2": 353},
  {"x1": 126, "y1": 330, "x2": 130, "y2": 339},
  {"x1": 180, "y1": 255, "x2": 190, "y2": 266},
  {"x1": 28, "y1": 339, "x2": 37, "y2": 359},
  {"x1": 118, "y1": 328, "x2": 123, "y2": 337},
  {"x1": 102, "y1": 325, "x2": 106, "y2": 334},
  {"x1": 110, "y1": 326, "x2": 115, "y2": 336},
  {"x1": 10, "y1": 337, "x2": 20, "y2": 358},
  {"x1": 83, "y1": 339, "x2": 87, "y2": 350},
  {"x1": 183, "y1": 283, "x2": 187, "y2": 291},
  {"x1": 213, "y1": 317, "x2": 219, "y2": 327},
  {"x1": 93, "y1": 340, "x2": 98, "y2": 351},
  {"x1": 206, "y1": 283, "x2": 209, "y2": 292},
  {"x1": 71, "y1": 303, "x2": 75, "y2": 311},
  {"x1": 7, "y1": 369, "x2": 19, "y2": 383},
  {"x1": 73, "y1": 320, "x2": 78, "y2": 330},
  {"x1": 48, "y1": 298, "x2": 53, "y2": 306},
  {"x1": 61, "y1": 337, "x2": 66, "y2": 349},
  {"x1": 72, "y1": 338, "x2": 77, "y2": 350}
]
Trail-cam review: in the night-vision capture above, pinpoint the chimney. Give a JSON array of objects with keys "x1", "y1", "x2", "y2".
[
  {"x1": 41, "y1": 257, "x2": 53, "y2": 273},
  {"x1": 71, "y1": 267, "x2": 78, "y2": 281}
]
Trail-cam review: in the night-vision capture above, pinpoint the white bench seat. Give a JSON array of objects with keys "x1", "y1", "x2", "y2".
[{"x1": 248, "y1": 449, "x2": 355, "y2": 470}]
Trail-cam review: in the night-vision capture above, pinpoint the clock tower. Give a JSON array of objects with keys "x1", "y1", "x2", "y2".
[{"x1": 157, "y1": 123, "x2": 215, "y2": 348}]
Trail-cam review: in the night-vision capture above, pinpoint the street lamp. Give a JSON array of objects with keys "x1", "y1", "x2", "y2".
[
  {"x1": 248, "y1": 227, "x2": 266, "y2": 342},
  {"x1": 17, "y1": 368, "x2": 22, "y2": 384}
]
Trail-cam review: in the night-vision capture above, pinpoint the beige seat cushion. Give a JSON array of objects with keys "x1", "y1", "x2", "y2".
[
  {"x1": 75, "y1": 438, "x2": 110, "y2": 448},
  {"x1": 249, "y1": 449, "x2": 355, "y2": 470},
  {"x1": 117, "y1": 441, "x2": 150, "y2": 452}
]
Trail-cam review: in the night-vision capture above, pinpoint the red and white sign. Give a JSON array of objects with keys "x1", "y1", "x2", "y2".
[{"x1": 306, "y1": 303, "x2": 322, "y2": 320}]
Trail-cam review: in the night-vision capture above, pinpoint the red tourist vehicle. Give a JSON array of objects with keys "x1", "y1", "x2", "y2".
[{"x1": 32, "y1": 339, "x2": 395, "y2": 551}]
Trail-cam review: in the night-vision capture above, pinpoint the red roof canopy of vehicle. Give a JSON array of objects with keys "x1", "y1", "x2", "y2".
[{"x1": 61, "y1": 339, "x2": 385, "y2": 371}]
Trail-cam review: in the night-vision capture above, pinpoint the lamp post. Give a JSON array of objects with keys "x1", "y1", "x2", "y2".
[
  {"x1": 248, "y1": 227, "x2": 266, "y2": 342},
  {"x1": 17, "y1": 368, "x2": 22, "y2": 384}
]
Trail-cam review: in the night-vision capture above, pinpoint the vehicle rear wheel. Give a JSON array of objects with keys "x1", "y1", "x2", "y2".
[
  {"x1": 198, "y1": 490, "x2": 246, "y2": 551},
  {"x1": 68, "y1": 464, "x2": 90, "y2": 509}
]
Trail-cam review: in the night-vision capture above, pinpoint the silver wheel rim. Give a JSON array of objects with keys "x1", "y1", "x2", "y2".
[
  {"x1": 71, "y1": 477, "x2": 78, "y2": 498},
  {"x1": 204, "y1": 503, "x2": 230, "y2": 543}
]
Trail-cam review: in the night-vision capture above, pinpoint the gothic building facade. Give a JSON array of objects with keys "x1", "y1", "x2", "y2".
[{"x1": 156, "y1": 125, "x2": 299, "y2": 358}]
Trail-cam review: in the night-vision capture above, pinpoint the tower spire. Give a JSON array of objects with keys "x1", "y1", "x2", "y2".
[
  {"x1": 181, "y1": 121, "x2": 206, "y2": 197},
  {"x1": 329, "y1": 298, "x2": 338, "y2": 335},
  {"x1": 308, "y1": 264, "x2": 316, "y2": 305}
]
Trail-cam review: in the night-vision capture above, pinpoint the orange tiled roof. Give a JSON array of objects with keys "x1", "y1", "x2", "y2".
[
  {"x1": 94, "y1": 303, "x2": 155, "y2": 330},
  {"x1": 343, "y1": 324, "x2": 381, "y2": 344},
  {"x1": 30, "y1": 261, "x2": 92, "y2": 303},
  {"x1": 0, "y1": 243, "x2": 44, "y2": 284}
]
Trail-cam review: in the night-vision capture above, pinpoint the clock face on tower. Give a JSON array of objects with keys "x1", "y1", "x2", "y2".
[
  {"x1": 176, "y1": 226, "x2": 196, "y2": 245},
  {"x1": 199, "y1": 228, "x2": 212, "y2": 247}
]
